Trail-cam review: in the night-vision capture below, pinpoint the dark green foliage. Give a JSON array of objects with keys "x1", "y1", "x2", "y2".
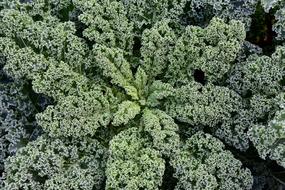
[
  {"x1": 0, "y1": 47, "x2": 49, "y2": 189},
  {"x1": 181, "y1": 0, "x2": 258, "y2": 30},
  {"x1": 1, "y1": 0, "x2": 285, "y2": 189}
]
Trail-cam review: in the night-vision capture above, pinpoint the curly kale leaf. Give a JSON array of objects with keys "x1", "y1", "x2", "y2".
[
  {"x1": 182, "y1": 0, "x2": 258, "y2": 30},
  {"x1": 261, "y1": 0, "x2": 282, "y2": 12},
  {"x1": 261, "y1": 0, "x2": 285, "y2": 40},
  {"x1": 106, "y1": 127, "x2": 165, "y2": 190},
  {"x1": 112, "y1": 100, "x2": 141, "y2": 126},
  {"x1": 228, "y1": 46, "x2": 285, "y2": 97},
  {"x1": 3, "y1": 136, "x2": 107, "y2": 189},
  {"x1": 274, "y1": 7, "x2": 285, "y2": 40},
  {"x1": 1, "y1": 0, "x2": 73, "y2": 19},
  {"x1": 0, "y1": 82, "x2": 40, "y2": 188},
  {"x1": 93, "y1": 45, "x2": 175, "y2": 125},
  {"x1": 249, "y1": 104, "x2": 285, "y2": 168},
  {"x1": 1, "y1": 38, "x2": 113, "y2": 139},
  {"x1": 166, "y1": 81, "x2": 242, "y2": 127},
  {"x1": 224, "y1": 46, "x2": 285, "y2": 150},
  {"x1": 0, "y1": 8, "x2": 89, "y2": 70},
  {"x1": 171, "y1": 132, "x2": 253, "y2": 190},
  {"x1": 166, "y1": 18, "x2": 245, "y2": 85},
  {"x1": 93, "y1": 45, "x2": 137, "y2": 99},
  {"x1": 74, "y1": 0, "x2": 134, "y2": 52},
  {"x1": 140, "y1": 19, "x2": 177, "y2": 79},
  {"x1": 142, "y1": 109, "x2": 180, "y2": 157},
  {"x1": 121, "y1": 0, "x2": 186, "y2": 33},
  {"x1": 37, "y1": 90, "x2": 111, "y2": 138},
  {"x1": 0, "y1": 40, "x2": 46, "y2": 188}
]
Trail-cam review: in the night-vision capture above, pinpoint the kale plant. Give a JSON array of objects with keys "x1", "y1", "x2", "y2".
[{"x1": 1, "y1": 0, "x2": 285, "y2": 190}]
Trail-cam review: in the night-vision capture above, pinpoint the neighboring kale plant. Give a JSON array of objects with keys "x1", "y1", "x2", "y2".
[
  {"x1": 180, "y1": 0, "x2": 258, "y2": 29},
  {"x1": 261, "y1": 0, "x2": 285, "y2": 40},
  {"x1": 0, "y1": 37, "x2": 50, "y2": 188}
]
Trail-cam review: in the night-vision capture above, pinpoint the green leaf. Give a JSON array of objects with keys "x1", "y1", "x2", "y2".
[
  {"x1": 106, "y1": 128, "x2": 165, "y2": 190},
  {"x1": 134, "y1": 66, "x2": 148, "y2": 98},
  {"x1": 142, "y1": 109, "x2": 179, "y2": 156},
  {"x1": 112, "y1": 101, "x2": 141, "y2": 126}
]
